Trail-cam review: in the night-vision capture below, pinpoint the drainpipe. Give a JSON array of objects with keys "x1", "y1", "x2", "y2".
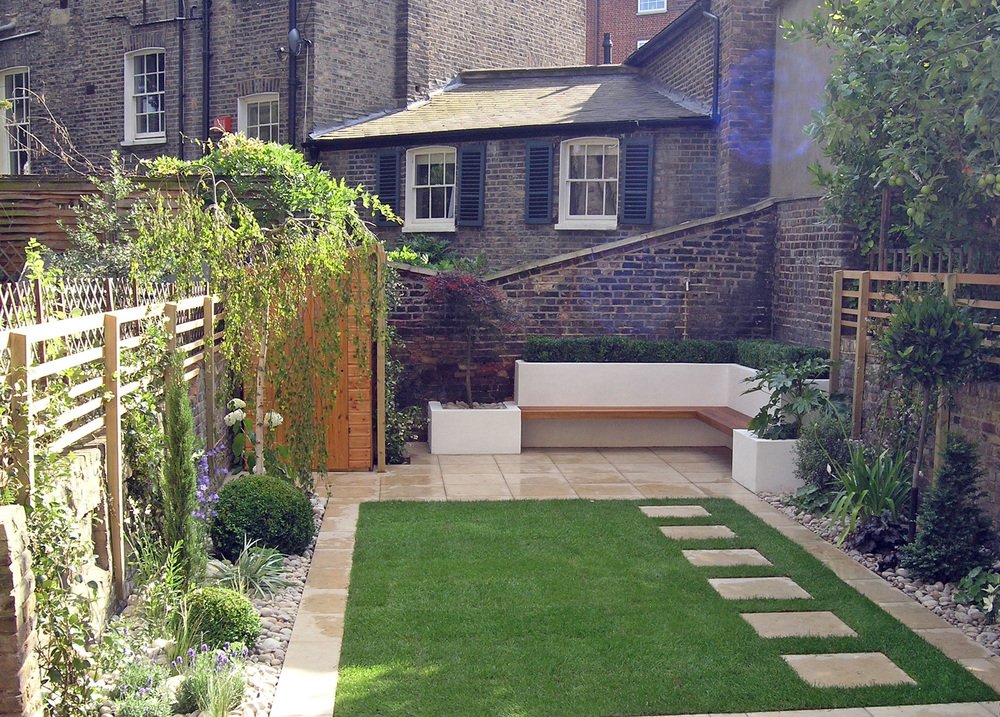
[
  {"x1": 593, "y1": 0, "x2": 601, "y2": 65},
  {"x1": 201, "y1": 0, "x2": 212, "y2": 146},
  {"x1": 703, "y1": 7, "x2": 721, "y2": 123},
  {"x1": 602, "y1": 32, "x2": 612, "y2": 64},
  {"x1": 288, "y1": 0, "x2": 299, "y2": 146},
  {"x1": 176, "y1": 0, "x2": 186, "y2": 159}
]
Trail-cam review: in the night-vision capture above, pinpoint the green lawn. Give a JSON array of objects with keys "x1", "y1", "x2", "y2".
[{"x1": 335, "y1": 499, "x2": 996, "y2": 716}]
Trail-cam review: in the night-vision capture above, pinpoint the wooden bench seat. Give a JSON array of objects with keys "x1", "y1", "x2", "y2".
[{"x1": 518, "y1": 405, "x2": 751, "y2": 435}]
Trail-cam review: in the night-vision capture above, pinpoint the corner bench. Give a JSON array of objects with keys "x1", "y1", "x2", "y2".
[{"x1": 514, "y1": 361, "x2": 765, "y2": 449}]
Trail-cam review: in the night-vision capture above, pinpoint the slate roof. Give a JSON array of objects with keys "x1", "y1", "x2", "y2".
[{"x1": 310, "y1": 65, "x2": 710, "y2": 146}]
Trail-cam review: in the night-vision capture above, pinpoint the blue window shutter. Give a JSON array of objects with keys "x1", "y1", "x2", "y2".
[
  {"x1": 374, "y1": 149, "x2": 400, "y2": 226},
  {"x1": 456, "y1": 144, "x2": 486, "y2": 227},
  {"x1": 620, "y1": 136, "x2": 654, "y2": 225},
  {"x1": 524, "y1": 141, "x2": 553, "y2": 224}
]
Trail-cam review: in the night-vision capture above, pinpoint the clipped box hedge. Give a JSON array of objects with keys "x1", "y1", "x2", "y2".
[{"x1": 523, "y1": 336, "x2": 828, "y2": 373}]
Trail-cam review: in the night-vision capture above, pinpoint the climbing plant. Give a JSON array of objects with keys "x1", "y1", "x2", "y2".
[{"x1": 130, "y1": 135, "x2": 391, "y2": 479}]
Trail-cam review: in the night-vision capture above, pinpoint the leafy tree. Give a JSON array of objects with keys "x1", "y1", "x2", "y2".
[
  {"x1": 878, "y1": 287, "x2": 981, "y2": 502},
  {"x1": 790, "y1": 0, "x2": 1000, "y2": 259},
  {"x1": 901, "y1": 433, "x2": 996, "y2": 582}
]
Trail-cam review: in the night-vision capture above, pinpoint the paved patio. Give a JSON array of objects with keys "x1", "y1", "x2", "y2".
[{"x1": 269, "y1": 445, "x2": 1000, "y2": 717}]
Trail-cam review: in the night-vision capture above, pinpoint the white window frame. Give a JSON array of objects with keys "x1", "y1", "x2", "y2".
[
  {"x1": 638, "y1": 0, "x2": 667, "y2": 14},
  {"x1": 238, "y1": 93, "x2": 280, "y2": 142},
  {"x1": 0, "y1": 67, "x2": 30, "y2": 175},
  {"x1": 556, "y1": 137, "x2": 619, "y2": 231},
  {"x1": 403, "y1": 145, "x2": 457, "y2": 233},
  {"x1": 123, "y1": 48, "x2": 166, "y2": 145}
]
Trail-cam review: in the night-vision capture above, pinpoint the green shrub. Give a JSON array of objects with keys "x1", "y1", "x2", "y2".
[
  {"x1": 114, "y1": 695, "x2": 171, "y2": 717},
  {"x1": 900, "y1": 434, "x2": 996, "y2": 583},
  {"x1": 112, "y1": 658, "x2": 170, "y2": 717},
  {"x1": 184, "y1": 587, "x2": 262, "y2": 648},
  {"x1": 173, "y1": 644, "x2": 247, "y2": 716},
  {"x1": 522, "y1": 335, "x2": 826, "y2": 370},
  {"x1": 795, "y1": 413, "x2": 851, "y2": 492},
  {"x1": 955, "y1": 567, "x2": 1000, "y2": 624},
  {"x1": 209, "y1": 537, "x2": 288, "y2": 598},
  {"x1": 210, "y1": 474, "x2": 315, "y2": 561},
  {"x1": 828, "y1": 443, "x2": 911, "y2": 545}
]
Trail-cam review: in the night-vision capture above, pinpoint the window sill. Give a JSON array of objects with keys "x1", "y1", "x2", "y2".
[
  {"x1": 402, "y1": 221, "x2": 456, "y2": 233},
  {"x1": 637, "y1": 8, "x2": 667, "y2": 15},
  {"x1": 555, "y1": 219, "x2": 618, "y2": 231},
  {"x1": 121, "y1": 136, "x2": 167, "y2": 147}
]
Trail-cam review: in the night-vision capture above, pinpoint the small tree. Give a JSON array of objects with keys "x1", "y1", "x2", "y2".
[
  {"x1": 427, "y1": 272, "x2": 514, "y2": 406},
  {"x1": 901, "y1": 433, "x2": 996, "y2": 583},
  {"x1": 878, "y1": 287, "x2": 981, "y2": 495},
  {"x1": 161, "y1": 353, "x2": 205, "y2": 584}
]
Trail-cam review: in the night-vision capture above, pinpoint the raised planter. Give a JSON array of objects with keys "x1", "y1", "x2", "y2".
[
  {"x1": 731, "y1": 428, "x2": 802, "y2": 494},
  {"x1": 427, "y1": 401, "x2": 522, "y2": 455}
]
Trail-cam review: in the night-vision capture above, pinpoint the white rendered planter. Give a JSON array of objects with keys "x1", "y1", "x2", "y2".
[
  {"x1": 731, "y1": 428, "x2": 802, "y2": 494},
  {"x1": 427, "y1": 401, "x2": 522, "y2": 455}
]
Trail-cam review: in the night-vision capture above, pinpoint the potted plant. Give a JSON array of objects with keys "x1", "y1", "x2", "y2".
[
  {"x1": 732, "y1": 357, "x2": 831, "y2": 493},
  {"x1": 425, "y1": 272, "x2": 521, "y2": 454}
]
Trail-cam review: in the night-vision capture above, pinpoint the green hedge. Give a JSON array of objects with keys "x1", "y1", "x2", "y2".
[{"x1": 523, "y1": 336, "x2": 828, "y2": 372}]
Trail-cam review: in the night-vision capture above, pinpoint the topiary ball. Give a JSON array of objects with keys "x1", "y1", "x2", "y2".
[
  {"x1": 185, "y1": 586, "x2": 261, "y2": 648},
  {"x1": 210, "y1": 473, "x2": 315, "y2": 561}
]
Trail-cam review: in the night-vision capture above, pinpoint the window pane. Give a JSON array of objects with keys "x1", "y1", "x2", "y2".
[
  {"x1": 429, "y1": 161, "x2": 443, "y2": 185},
  {"x1": 569, "y1": 145, "x2": 586, "y2": 178},
  {"x1": 586, "y1": 148, "x2": 604, "y2": 179},
  {"x1": 415, "y1": 159, "x2": 429, "y2": 185},
  {"x1": 137, "y1": 114, "x2": 148, "y2": 135},
  {"x1": 587, "y1": 182, "x2": 604, "y2": 216},
  {"x1": 605, "y1": 146, "x2": 619, "y2": 178},
  {"x1": 430, "y1": 186, "x2": 445, "y2": 218},
  {"x1": 445, "y1": 186, "x2": 455, "y2": 218},
  {"x1": 248, "y1": 104, "x2": 259, "y2": 126},
  {"x1": 416, "y1": 187, "x2": 430, "y2": 219},
  {"x1": 444, "y1": 160, "x2": 455, "y2": 185},
  {"x1": 605, "y1": 183, "x2": 618, "y2": 216},
  {"x1": 569, "y1": 182, "x2": 587, "y2": 216}
]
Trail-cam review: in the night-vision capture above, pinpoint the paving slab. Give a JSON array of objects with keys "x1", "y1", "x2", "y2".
[
  {"x1": 746, "y1": 709, "x2": 872, "y2": 717},
  {"x1": 959, "y1": 658, "x2": 1000, "y2": 692},
  {"x1": 708, "y1": 576, "x2": 812, "y2": 600},
  {"x1": 782, "y1": 652, "x2": 915, "y2": 687},
  {"x1": 866, "y1": 703, "x2": 997, "y2": 716},
  {"x1": 741, "y1": 611, "x2": 857, "y2": 638},
  {"x1": 684, "y1": 548, "x2": 772, "y2": 567},
  {"x1": 640, "y1": 505, "x2": 711, "y2": 518},
  {"x1": 915, "y1": 628, "x2": 996, "y2": 660},
  {"x1": 878, "y1": 600, "x2": 954, "y2": 630},
  {"x1": 846, "y1": 578, "x2": 910, "y2": 604},
  {"x1": 659, "y1": 524, "x2": 736, "y2": 540}
]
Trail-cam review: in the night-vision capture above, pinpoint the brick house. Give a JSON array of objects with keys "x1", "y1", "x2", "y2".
[
  {"x1": 0, "y1": 0, "x2": 584, "y2": 175},
  {"x1": 586, "y1": 0, "x2": 699, "y2": 64},
  {"x1": 311, "y1": 0, "x2": 777, "y2": 270}
]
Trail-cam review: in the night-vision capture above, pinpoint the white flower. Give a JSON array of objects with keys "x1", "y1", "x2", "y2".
[
  {"x1": 264, "y1": 411, "x2": 284, "y2": 429},
  {"x1": 227, "y1": 398, "x2": 246, "y2": 410},
  {"x1": 223, "y1": 408, "x2": 245, "y2": 426}
]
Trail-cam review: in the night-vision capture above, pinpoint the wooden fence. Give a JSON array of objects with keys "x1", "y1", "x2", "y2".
[{"x1": 829, "y1": 269, "x2": 1000, "y2": 442}]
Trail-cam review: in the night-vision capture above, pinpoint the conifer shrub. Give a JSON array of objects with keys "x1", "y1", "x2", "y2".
[
  {"x1": 900, "y1": 434, "x2": 996, "y2": 583},
  {"x1": 185, "y1": 586, "x2": 262, "y2": 648},
  {"x1": 210, "y1": 474, "x2": 314, "y2": 561}
]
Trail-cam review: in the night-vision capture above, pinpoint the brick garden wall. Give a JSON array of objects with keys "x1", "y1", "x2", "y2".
[
  {"x1": 771, "y1": 197, "x2": 859, "y2": 346},
  {"x1": 585, "y1": 0, "x2": 699, "y2": 65},
  {"x1": 640, "y1": 13, "x2": 716, "y2": 108},
  {"x1": 323, "y1": 129, "x2": 719, "y2": 272},
  {"x1": 0, "y1": 505, "x2": 42, "y2": 717},
  {"x1": 389, "y1": 201, "x2": 777, "y2": 405}
]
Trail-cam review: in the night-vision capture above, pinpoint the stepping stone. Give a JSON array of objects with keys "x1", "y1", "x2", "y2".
[
  {"x1": 659, "y1": 525, "x2": 735, "y2": 540},
  {"x1": 782, "y1": 652, "x2": 915, "y2": 687},
  {"x1": 640, "y1": 505, "x2": 710, "y2": 518},
  {"x1": 708, "y1": 577, "x2": 811, "y2": 600},
  {"x1": 683, "y1": 549, "x2": 772, "y2": 567},
  {"x1": 741, "y1": 611, "x2": 857, "y2": 638}
]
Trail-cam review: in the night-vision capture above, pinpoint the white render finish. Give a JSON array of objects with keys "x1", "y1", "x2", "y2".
[
  {"x1": 731, "y1": 429, "x2": 801, "y2": 493},
  {"x1": 427, "y1": 401, "x2": 521, "y2": 455}
]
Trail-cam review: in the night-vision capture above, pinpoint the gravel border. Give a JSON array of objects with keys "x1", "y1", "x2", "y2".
[{"x1": 760, "y1": 493, "x2": 1000, "y2": 657}]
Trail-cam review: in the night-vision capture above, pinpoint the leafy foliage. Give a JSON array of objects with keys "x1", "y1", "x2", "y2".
[
  {"x1": 385, "y1": 352, "x2": 424, "y2": 464},
  {"x1": 828, "y1": 442, "x2": 911, "y2": 545},
  {"x1": 183, "y1": 587, "x2": 262, "y2": 649},
  {"x1": 956, "y1": 567, "x2": 1000, "y2": 624},
  {"x1": 173, "y1": 644, "x2": 247, "y2": 717},
  {"x1": 789, "y1": 0, "x2": 1000, "y2": 258},
  {"x1": 742, "y1": 358, "x2": 831, "y2": 439},
  {"x1": 427, "y1": 272, "x2": 516, "y2": 405},
  {"x1": 208, "y1": 537, "x2": 288, "y2": 598},
  {"x1": 210, "y1": 473, "x2": 315, "y2": 561},
  {"x1": 112, "y1": 658, "x2": 171, "y2": 717},
  {"x1": 901, "y1": 434, "x2": 996, "y2": 582},
  {"x1": 794, "y1": 411, "x2": 851, "y2": 493},
  {"x1": 386, "y1": 233, "x2": 488, "y2": 273},
  {"x1": 131, "y1": 134, "x2": 388, "y2": 478}
]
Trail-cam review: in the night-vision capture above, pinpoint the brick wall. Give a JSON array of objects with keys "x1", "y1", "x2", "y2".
[
  {"x1": 771, "y1": 197, "x2": 858, "y2": 346},
  {"x1": 716, "y1": 0, "x2": 777, "y2": 211},
  {"x1": 323, "y1": 128, "x2": 718, "y2": 272},
  {"x1": 640, "y1": 13, "x2": 715, "y2": 108},
  {"x1": 390, "y1": 201, "x2": 777, "y2": 404},
  {"x1": 0, "y1": 505, "x2": 42, "y2": 717},
  {"x1": 586, "y1": 0, "x2": 699, "y2": 65},
  {"x1": 404, "y1": 0, "x2": 585, "y2": 101},
  {"x1": 951, "y1": 382, "x2": 1000, "y2": 526}
]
